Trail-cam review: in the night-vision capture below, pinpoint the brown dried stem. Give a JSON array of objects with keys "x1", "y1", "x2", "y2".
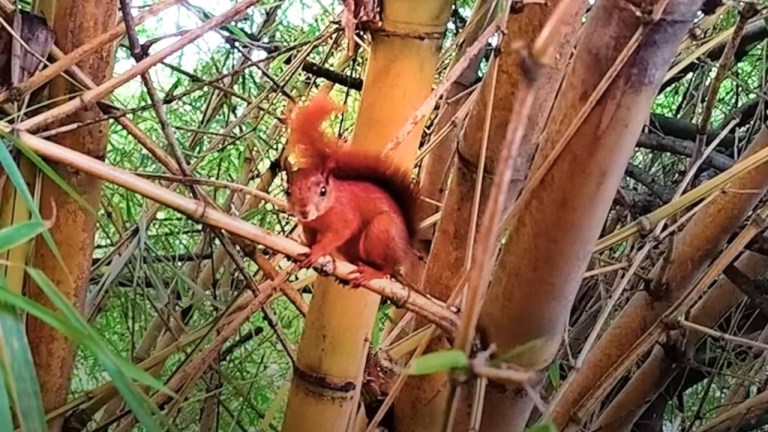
[
  {"x1": 16, "y1": 0, "x2": 262, "y2": 132},
  {"x1": 0, "y1": 0, "x2": 180, "y2": 105},
  {"x1": 692, "y1": 2, "x2": 757, "y2": 163}
]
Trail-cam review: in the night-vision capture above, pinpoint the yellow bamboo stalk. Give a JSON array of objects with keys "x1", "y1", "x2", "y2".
[{"x1": 280, "y1": 1, "x2": 452, "y2": 430}]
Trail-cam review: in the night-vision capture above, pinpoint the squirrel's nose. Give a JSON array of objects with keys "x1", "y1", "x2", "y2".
[{"x1": 299, "y1": 210, "x2": 309, "y2": 219}]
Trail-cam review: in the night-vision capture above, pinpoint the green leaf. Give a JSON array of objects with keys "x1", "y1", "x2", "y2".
[
  {"x1": 494, "y1": 337, "x2": 548, "y2": 364},
  {"x1": 0, "y1": 282, "x2": 166, "y2": 431},
  {"x1": 0, "y1": 305, "x2": 46, "y2": 431},
  {"x1": 407, "y1": 349, "x2": 469, "y2": 375},
  {"x1": 0, "y1": 361, "x2": 14, "y2": 432},
  {"x1": 0, "y1": 219, "x2": 47, "y2": 254},
  {"x1": 13, "y1": 138, "x2": 98, "y2": 217},
  {"x1": 0, "y1": 267, "x2": 173, "y2": 430},
  {"x1": 525, "y1": 420, "x2": 558, "y2": 432},
  {"x1": 0, "y1": 138, "x2": 64, "y2": 266},
  {"x1": 548, "y1": 362, "x2": 561, "y2": 389},
  {"x1": 91, "y1": 349, "x2": 162, "y2": 431}
]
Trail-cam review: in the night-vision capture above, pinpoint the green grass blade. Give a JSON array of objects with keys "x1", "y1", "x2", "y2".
[
  {"x1": 0, "y1": 308, "x2": 46, "y2": 432},
  {"x1": 0, "y1": 138, "x2": 65, "y2": 267},
  {"x1": 407, "y1": 349, "x2": 469, "y2": 375},
  {"x1": 0, "y1": 275, "x2": 49, "y2": 431},
  {"x1": 92, "y1": 350, "x2": 163, "y2": 431},
  {"x1": 0, "y1": 219, "x2": 47, "y2": 254},
  {"x1": 0, "y1": 361, "x2": 15, "y2": 432},
  {"x1": 12, "y1": 140, "x2": 97, "y2": 217}
]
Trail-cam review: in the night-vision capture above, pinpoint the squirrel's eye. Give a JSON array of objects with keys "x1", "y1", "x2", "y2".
[{"x1": 319, "y1": 186, "x2": 327, "y2": 197}]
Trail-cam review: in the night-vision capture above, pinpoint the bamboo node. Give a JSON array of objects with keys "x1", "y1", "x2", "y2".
[{"x1": 292, "y1": 364, "x2": 357, "y2": 393}]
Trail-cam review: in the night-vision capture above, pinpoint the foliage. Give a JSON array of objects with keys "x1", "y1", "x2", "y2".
[{"x1": 2, "y1": 0, "x2": 768, "y2": 430}]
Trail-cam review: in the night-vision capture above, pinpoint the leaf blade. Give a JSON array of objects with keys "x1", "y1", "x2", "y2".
[{"x1": 407, "y1": 349, "x2": 469, "y2": 375}]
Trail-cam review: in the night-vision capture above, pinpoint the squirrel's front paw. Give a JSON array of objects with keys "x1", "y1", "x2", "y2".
[
  {"x1": 298, "y1": 248, "x2": 335, "y2": 275},
  {"x1": 315, "y1": 255, "x2": 335, "y2": 276}
]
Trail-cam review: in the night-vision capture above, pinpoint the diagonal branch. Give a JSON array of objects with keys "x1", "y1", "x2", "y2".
[
  {"x1": 16, "y1": 0, "x2": 262, "y2": 132},
  {"x1": 3, "y1": 126, "x2": 460, "y2": 334}
]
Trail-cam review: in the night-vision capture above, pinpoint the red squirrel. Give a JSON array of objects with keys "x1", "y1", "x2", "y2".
[{"x1": 282, "y1": 91, "x2": 420, "y2": 287}]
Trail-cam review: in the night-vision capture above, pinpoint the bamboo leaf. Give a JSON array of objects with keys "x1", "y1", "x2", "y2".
[
  {"x1": 0, "y1": 311, "x2": 46, "y2": 431},
  {"x1": 548, "y1": 362, "x2": 561, "y2": 388},
  {"x1": 494, "y1": 337, "x2": 548, "y2": 364},
  {"x1": 0, "y1": 316, "x2": 45, "y2": 430},
  {"x1": 407, "y1": 349, "x2": 468, "y2": 375},
  {"x1": 0, "y1": 361, "x2": 14, "y2": 432},
  {"x1": 91, "y1": 349, "x2": 163, "y2": 431},
  {"x1": 0, "y1": 276, "x2": 45, "y2": 432},
  {"x1": 0, "y1": 219, "x2": 47, "y2": 253},
  {"x1": 0, "y1": 282, "x2": 167, "y2": 430},
  {"x1": 525, "y1": 420, "x2": 558, "y2": 432},
  {"x1": 0, "y1": 139, "x2": 64, "y2": 266},
  {"x1": 12, "y1": 138, "x2": 98, "y2": 217}
]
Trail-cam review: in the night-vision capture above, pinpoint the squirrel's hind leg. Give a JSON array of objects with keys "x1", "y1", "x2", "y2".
[
  {"x1": 349, "y1": 264, "x2": 388, "y2": 287},
  {"x1": 349, "y1": 213, "x2": 407, "y2": 287}
]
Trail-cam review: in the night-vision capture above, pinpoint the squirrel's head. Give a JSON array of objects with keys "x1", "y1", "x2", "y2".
[{"x1": 285, "y1": 166, "x2": 336, "y2": 222}]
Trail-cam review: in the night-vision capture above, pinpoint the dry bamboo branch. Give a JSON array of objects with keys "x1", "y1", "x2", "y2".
[
  {"x1": 677, "y1": 319, "x2": 768, "y2": 353},
  {"x1": 16, "y1": 0, "x2": 262, "y2": 132},
  {"x1": 3, "y1": 127, "x2": 459, "y2": 334},
  {"x1": 134, "y1": 172, "x2": 287, "y2": 210},
  {"x1": 0, "y1": 0, "x2": 180, "y2": 105},
  {"x1": 571, "y1": 205, "x2": 768, "y2": 422},
  {"x1": 697, "y1": 387, "x2": 768, "y2": 432},
  {"x1": 692, "y1": 2, "x2": 757, "y2": 163}
]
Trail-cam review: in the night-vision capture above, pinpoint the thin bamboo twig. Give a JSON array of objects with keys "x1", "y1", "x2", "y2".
[
  {"x1": 44, "y1": 287, "x2": 263, "y2": 422},
  {"x1": 692, "y1": 2, "x2": 757, "y2": 164},
  {"x1": 134, "y1": 172, "x2": 287, "y2": 210},
  {"x1": 16, "y1": 0, "x2": 263, "y2": 132},
  {"x1": 382, "y1": 18, "x2": 503, "y2": 156},
  {"x1": 118, "y1": 0, "x2": 197, "y2": 188},
  {"x1": 677, "y1": 319, "x2": 768, "y2": 353},
  {"x1": 0, "y1": 0, "x2": 181, "y2": 105}
]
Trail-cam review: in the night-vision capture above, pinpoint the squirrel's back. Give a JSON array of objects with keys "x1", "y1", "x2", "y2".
[{"x1": 331, "y1": 149, "x2": 419, "y2": 240}]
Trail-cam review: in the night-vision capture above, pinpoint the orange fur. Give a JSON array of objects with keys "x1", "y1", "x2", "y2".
[{"x1": 283, "y1": 91, "x2": 420, "y2": 286}]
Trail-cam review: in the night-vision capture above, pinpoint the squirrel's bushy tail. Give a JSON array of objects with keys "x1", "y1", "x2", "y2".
[{"x1": 286, "y1": 89, "x2": 344, "y2": 162}]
